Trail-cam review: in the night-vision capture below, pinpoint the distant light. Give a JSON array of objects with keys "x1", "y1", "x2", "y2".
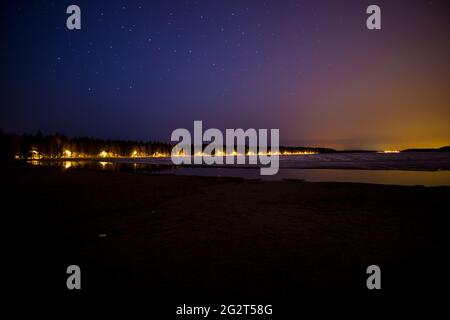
[
  {"x1": 30, "y1": 149, "x2": 40, "y2": 159},
  {"x1": 63, "y1": 149, "x2": 72, "y2": 157},
  {"x1": 381, "y1": 150, "x2": 400, "y2": 154},
  {"x1": 99, "y1": 150, "x2": 108, "y2": 158},
  {"x1": 281, "y1": 151, "x2": 316, "y2": 155}
]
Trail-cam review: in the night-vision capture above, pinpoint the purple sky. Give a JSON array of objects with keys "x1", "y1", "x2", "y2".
[{"x1": 1, "y1": 0, "x2": 449, "y2": 149}]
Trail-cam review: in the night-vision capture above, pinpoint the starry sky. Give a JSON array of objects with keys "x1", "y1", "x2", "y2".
[{"x1": 1, "y1": 0, "x2": 449, "y2": 150}]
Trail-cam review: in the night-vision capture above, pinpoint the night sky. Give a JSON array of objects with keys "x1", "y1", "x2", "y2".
[{"x1": 1, "y1": 0, "x2": 449, "y2": 149}]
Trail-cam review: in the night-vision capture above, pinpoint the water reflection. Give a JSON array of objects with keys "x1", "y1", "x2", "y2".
[
  {"x1": 29, "y1": 160, "x2": 174, "y2": 174},
  {"x1": 27, "y1": 159, "x2": 450, "y2": 186}
]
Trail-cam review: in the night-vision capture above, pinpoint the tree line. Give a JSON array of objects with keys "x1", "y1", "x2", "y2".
[
  {"x1": 0, "y1": 130, "x2": 172, "y2": 161},
  {"x1": 0, "y1": 129, "x2": 338, "y2": 162}
]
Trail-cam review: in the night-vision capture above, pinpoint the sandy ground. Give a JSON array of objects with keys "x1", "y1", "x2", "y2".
[{"x1": 3, "y1": 166, "x2": 449, "y2": 302}]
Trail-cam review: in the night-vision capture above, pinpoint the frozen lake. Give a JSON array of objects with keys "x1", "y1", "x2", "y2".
[
  {"x1": 29, "y1": 152, "x2": 450, "y2": 186},
  {"x1": 113, "y1": 152, "x2": 450, "y2": 171}
]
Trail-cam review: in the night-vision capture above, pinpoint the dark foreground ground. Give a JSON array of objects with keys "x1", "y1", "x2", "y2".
[{"x1": 3, "y1": 166, "x2": 449, "y2": 306}]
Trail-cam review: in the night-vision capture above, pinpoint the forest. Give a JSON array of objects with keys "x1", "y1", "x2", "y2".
[
  {"x1": 0, "y1": 130, "x2": 172, "y2": 161},
  {"x1": 0, "y1": 129, "x2": 337, "y2": 162}
]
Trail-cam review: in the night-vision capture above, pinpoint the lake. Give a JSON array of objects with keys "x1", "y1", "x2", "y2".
[{"x1": 27, "y1": 152, "x2": 450, "y2": 186}]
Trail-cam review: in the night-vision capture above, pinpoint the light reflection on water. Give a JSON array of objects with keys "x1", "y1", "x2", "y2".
[
  {"x1": 27, "y1": 159, "x2": 450, "y2": 186},
  {"x1": 29, "y1": 160, "x2": 174, "y2": 174}
]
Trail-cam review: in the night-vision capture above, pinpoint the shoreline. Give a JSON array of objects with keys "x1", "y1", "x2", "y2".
[
  {"x1": 7, "y1": 159, "x2": 450, "y2": 186},
  {"x1": 17, "y1": 150, "x2": 450, "y2": 171},
  {"x1": 5, "y1": 166, "x2": 449, "y2": 298}
]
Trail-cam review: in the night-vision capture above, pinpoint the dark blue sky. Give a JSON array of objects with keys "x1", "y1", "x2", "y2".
[{"x1": 1, "y1": 0, "x2": 449, "y2": 149}]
